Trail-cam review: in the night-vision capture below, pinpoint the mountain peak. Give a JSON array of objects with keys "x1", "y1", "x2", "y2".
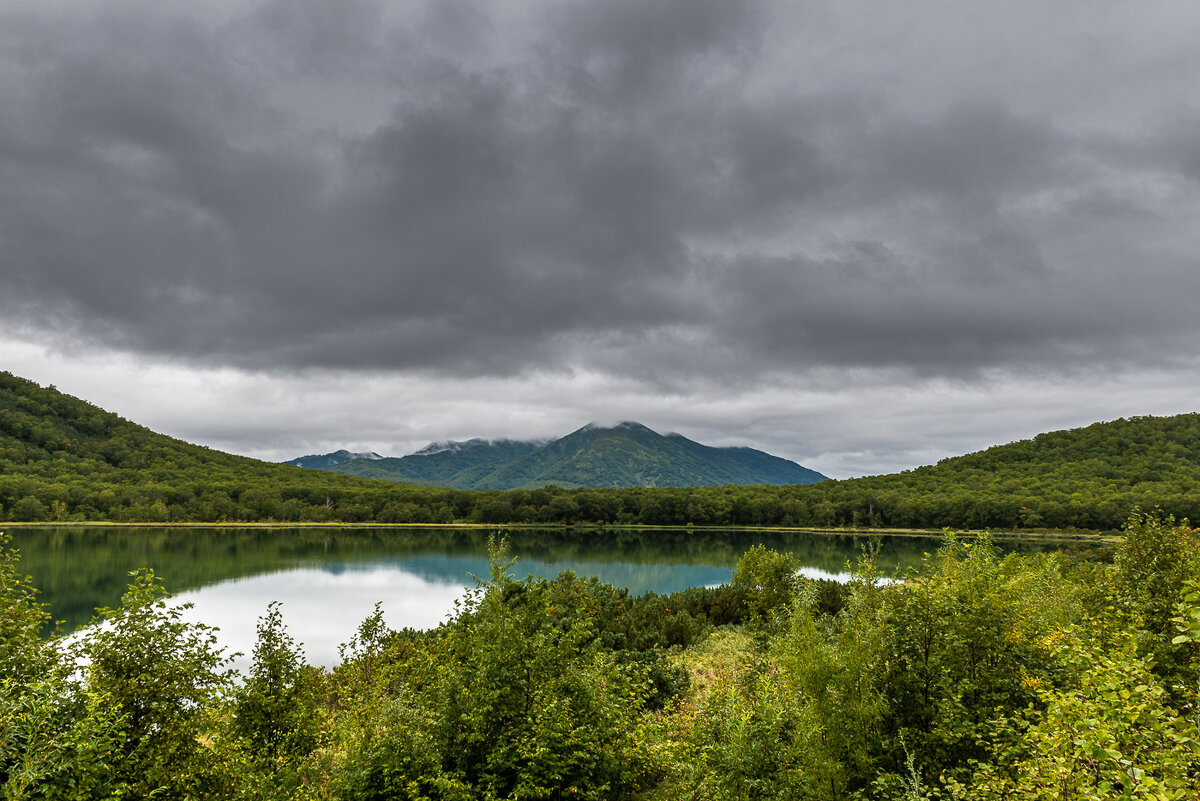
[
  {"x1": 306, "y1": 421, "x2": 826, "y2": 489},
  {"x1": 412, "y1": 438, "x2": 486, "y2": 457},
  {"x1": 412, "y1": 437, "x2": 548, "y2": 457},
  {"x1": 579, "y1": 421, "x2": 655, "y2": 434}
]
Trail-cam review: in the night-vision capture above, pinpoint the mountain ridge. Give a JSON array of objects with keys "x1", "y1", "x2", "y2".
[
  {"x1": 297, "y1": 421, "x2": 829, "y2": 489},
  {"x1": 283, "y1": 450, "x2": 383, "y2": 470}
]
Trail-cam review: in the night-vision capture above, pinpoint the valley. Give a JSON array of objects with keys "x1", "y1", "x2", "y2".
[{"x1": 3, "y1": 371, "x2": 1200, "y2": 531}]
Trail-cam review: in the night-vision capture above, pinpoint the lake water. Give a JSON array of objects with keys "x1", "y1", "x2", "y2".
[{"x1": 3, "y1": 526, "x2": 1093, "y2": 670}]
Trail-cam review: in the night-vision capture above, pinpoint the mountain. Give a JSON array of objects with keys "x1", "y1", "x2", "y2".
[
  {"x1": 282, "y1": 450, "x2": 383, "y2": 469},
  {"x1": 326, "y1": 439, "x2": 543, "y2": 485},
  {"x1": 310, "y1": 422, "x2": 828, "y2": 490}
]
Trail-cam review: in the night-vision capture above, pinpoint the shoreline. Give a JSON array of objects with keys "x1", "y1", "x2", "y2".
[{"x1": 0, "y1": 520, "x2": 1121, "y2": 543}]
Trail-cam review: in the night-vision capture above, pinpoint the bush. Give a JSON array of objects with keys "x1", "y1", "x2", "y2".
[
  {"x1": 339, "y1": 545, "x2": 655, "y2": 800},
  {"x1": 233, "y1": 602, "x2": 321, "y2": 763},
  {"x1": 963, "y1": 628, "x2": 1200, "y2": 799},
  {"x1": 1111, "y1": 511, "x2": 1200, "y2": 687},
  {"x1": 81, "y1": 570, "x2": 234, "y2": 799},
  {"x1": 732, "y1": 544, "x2": 801, "y2": 620}
]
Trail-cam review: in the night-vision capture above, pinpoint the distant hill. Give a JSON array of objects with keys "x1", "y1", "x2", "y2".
[
  {"x1": 309, "y1": 422, "x2": 828, "y2": 489},
  {"x1": 322, "y1": 439, "x2": 544, "y2": 486},
  {"x1": 283, "y1": 450, "x2": 383, "y2": 470}
]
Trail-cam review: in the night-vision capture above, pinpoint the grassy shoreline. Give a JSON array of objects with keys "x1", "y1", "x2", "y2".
[{"x1": 0, "y1": 519, "x2": 1121, "y2": 543}]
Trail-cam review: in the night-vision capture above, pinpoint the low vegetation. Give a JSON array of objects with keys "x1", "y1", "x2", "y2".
[
  {"x1": 4, "y1": 372, "x2": 1200, "y2": 531},
  {"x1": 2, "y1": 512, "x2": 1198, "y2": 798}
]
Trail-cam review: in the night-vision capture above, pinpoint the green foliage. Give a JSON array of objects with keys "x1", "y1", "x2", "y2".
[
  {"x1": 731, "y1": 544, "x2": 801, "y2": 620},
  {"x1": 233, "y1": 602, "x2": 320, "y2": 763},
  {"x1": 0, "y1": 532, "x2": 108, "y2": 799},
  {"x1": 81, "y1": 570, "x2": 234, "y2": 799},
  {"x1": 963, "y1": 627, "x2": 1200, "y2": 800},
  {"x1": 0, "y1": 534, "x2": 54, "y2": 686},
  {"x1": 1173, "y1": 579, "x2": 1200, "y2": 647},
  {"x1": 8, "y1": 498, "x2": 48, "y2": 523},
  {"x1": 644, "y1": 569, "x2": 890, "y2": 801},
  {"x1": 336, "y1": 542, "x2": 656, "y2": 800},
  {"x1": 1110, "y1": 511, "x2": 1200, "y2": 686},
  {"x1": 876, "y1": 535, "x2": 1086, "y2": 790},
  {"x1": 3, "y1": 513, "x2": 1198, "y2": 798},
  {"x1": 0, "y1": 536, "x2": 121, "y2": 799},
  {"x1": 1, "y1": 677, "x2": 125, "y2": 801},
  {"x1": 775, "y1": 571, "x2": 891, "y2": 798}
]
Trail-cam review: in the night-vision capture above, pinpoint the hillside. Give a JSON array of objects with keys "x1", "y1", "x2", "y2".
[
  {"x1": 314, "y1": 422, "x2": 828, "y2": 489},
  {"x1": 0, "y1": 372, "x2": 436, "y2": 523},
  {"x1": 2, "y1": 371, "x2": 1198, "y2": 530},
  {"x1": 804, "y1": 413, "x2": 1200, "y2": 530},
  {"x1": 326, "y1": 439, "x2": 543, "y2": 485},
  {"x1": 461, "y1": 422, "x2": 828, "y2": 489}
]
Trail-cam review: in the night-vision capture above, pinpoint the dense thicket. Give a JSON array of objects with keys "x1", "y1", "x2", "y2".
[
  {"x1": 4, "y1": 372, "x2": 1200, "y2": 530},
  {"x1": 2, "y1": 515, "x2": 1197, "y2": 798}
]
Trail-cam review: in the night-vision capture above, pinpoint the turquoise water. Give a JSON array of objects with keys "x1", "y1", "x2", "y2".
[{"x1": 4, "y1": 526, "x2": 1082, "y2": 668}]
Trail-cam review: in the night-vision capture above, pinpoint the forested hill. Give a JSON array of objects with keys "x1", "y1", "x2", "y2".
[
  {"x1": 0, "y1": 371, "x2": 393, "y2": 521},
  {"x1": 318, "y1": 422, "x2": 828, "y2": 489},
  {"x1": 808, "y1": 413, "x2": 1200, "y2": 530},
  {"x1": 2, "y1": 371, "x2": 1198, "y2": 530}
]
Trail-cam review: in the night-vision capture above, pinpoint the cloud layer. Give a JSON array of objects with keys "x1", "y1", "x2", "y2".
[{"x1": 3, "y1": 0, "x2": 1199, "y2": 474}]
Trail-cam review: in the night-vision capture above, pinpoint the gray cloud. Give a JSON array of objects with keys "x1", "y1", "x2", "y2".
[{"x1": 3, "y1": 0, "x2": 1200, "y2": 390}]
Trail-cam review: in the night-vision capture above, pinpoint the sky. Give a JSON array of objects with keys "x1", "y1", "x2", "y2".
[{"x1": 3, "y1": 0, "x2": 1200, "y2": 479}]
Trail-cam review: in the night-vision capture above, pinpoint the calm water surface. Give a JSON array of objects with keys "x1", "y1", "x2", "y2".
[{"x1": 4, "y1": 526, "x2": 1089, "y2": 669}]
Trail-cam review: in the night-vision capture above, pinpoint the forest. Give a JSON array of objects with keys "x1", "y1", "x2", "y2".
[
  {"x1": 2, "y1": 512, "x2": 1198, "y2": 798},
  {"x1": 4, "y1": 372, "x2": 1200, "y2": 531}
]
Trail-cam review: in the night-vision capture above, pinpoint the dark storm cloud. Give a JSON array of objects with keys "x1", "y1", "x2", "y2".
[{"x1": 3, "y1": 0, "x2": 1199, "y2": 382}]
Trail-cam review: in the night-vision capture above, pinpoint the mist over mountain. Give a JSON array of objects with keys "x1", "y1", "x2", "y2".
[
  {"x1": 297, "y1": 422, "x2": 828, "y2": 490},
  {"x1": 319, "y1": 439, "x2": 544, "y2": 486},
  {"x1": 282, "y1": 450, "x2": 383, "y2": 470}
]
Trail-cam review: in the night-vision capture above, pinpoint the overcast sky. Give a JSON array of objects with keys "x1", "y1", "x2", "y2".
[{"x1": 4, "y1": 0, "x2": 1200, "y2": 478}]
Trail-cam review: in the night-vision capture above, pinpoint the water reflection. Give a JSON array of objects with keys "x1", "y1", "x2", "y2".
[
  {"x1": 5, "y1": 526, "x2": 1101, "y2": 669},
  {"x1": 175, "y1": 568, "x2": 467, "y2": 670}
]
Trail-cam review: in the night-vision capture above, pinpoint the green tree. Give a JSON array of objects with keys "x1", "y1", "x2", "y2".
[
  {"x1": 1110, "y1": 511, "x2": 1200, "y2": 687},
  {"x1": 233, "y1": 602, "x2": 320, "y2": 763},
  {"x1": 732, "y1": 544, "x2": 801, "y2": 620},
  {"x1": 963, "y1": 628, "x2": 1200, "y2": 800},
  {"x1": 341, "y1": 542, "x2": 652, "y2": 800},
  {"x1": 81, "y1": 570, "x2": 234, "y2": 799},
  {"x1": 876, "y1": 535, "x2": 1085, "y2": 791},
  {"x1": 0, "y1": 533, "x2": 123, "y2": 798},
  {"x1": 8, "y1": 498, "x2": 47, "y2": 523}
]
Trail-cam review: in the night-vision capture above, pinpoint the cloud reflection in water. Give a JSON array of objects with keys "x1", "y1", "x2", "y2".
[{"x1": 174, "y1": 566, "x2": 468, "y2": 671}]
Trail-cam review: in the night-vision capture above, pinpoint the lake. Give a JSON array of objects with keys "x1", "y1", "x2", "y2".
[{"x1": 2, "y1": 526, "x2": 1096, "y2": 670}]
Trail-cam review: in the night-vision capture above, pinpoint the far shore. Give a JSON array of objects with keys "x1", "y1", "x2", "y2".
[{"x1": 0, "y1": 520, "x2": 1122, "y2": 543}]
